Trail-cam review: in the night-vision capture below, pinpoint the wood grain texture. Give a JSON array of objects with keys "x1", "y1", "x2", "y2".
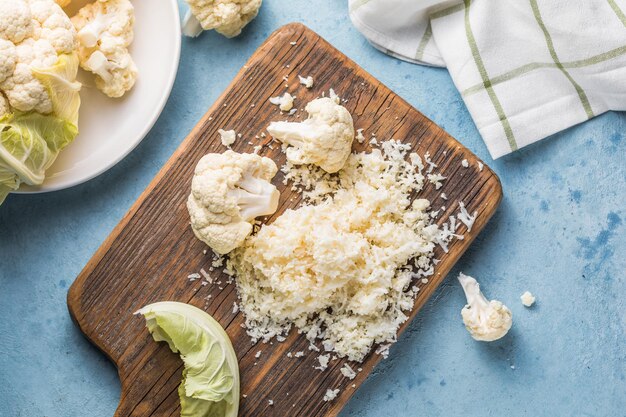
[{"x1": 68, "y1": 23, "x2": 502, "y2": 417}]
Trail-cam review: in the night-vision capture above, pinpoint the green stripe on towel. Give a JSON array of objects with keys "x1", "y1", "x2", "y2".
[
  {"x1": 462, "y1": 44, "x2": 626, "y2": 96},
  {"x1": 415, "y1": 23, "x2": 433, "y2": 61},
  {"x1": 607, "y1": 0, "x2": 626, "y2": 27},
  {"x1": 463, "y1": 0, "x2": 518, "y2": 151},
  {"x1": 530, "y1": 0, "x2": 594, "y2": 119}
]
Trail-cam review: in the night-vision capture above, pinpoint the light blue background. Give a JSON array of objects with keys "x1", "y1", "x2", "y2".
[{"x1": 1, "y1": 1, "x2": 624, "y2": 416}]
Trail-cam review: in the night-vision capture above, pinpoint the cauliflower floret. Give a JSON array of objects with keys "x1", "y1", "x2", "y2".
[
  {"x1": 182, "y1": 0, "x2": 262, "y2": 38},
  {"x1": 0, "y1": 0, "x2": 77, "y2": 114},
  {"x1": 0, "y1": 0, "x2": 34, "y2": 44},
  {"x1": 267, "y1": 97, "x2": 355, "y2": 173},
  {"x1": 187, "y1": 150, "x2": 280, "y2": 255},
  {"x1": 0, "y1": 39, "x2": 17, "y2": 84},
  {"x1": 71, "y1": 0, "x2": 137, "y2": 98},
  {"x1": 458, "y1": 273, "x2": 512, "y2": 342}
]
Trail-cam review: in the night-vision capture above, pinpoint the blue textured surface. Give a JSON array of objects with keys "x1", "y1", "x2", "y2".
[{"x1": 1, "y1": 1, "x2": 625, "y2": 416}]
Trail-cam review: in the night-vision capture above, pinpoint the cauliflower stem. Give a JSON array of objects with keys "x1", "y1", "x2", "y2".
[
  {"x1": 230, "y1": 174, "x2": 279, "y2": 221},
  {"x1": 458, "y1": 273, "x2": 512, "y2": 342}
]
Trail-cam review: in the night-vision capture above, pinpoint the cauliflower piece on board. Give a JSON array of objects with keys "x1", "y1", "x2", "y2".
[
  {"x1": 269, "y1": 92, "x2": 294, "y2": 112},
  {"x1": 71, "y1": 0, "x2": 137, "y2": 98},
  {"x1": 0, "y1": 0, "x2": 78, "y2": 114},
  {"x1": 458, "y1": 273, "x2": 512, "y2": 342},
  {"x1": 187, "y1": 150, "x2": 280, "y2": 255},
  {"x1": 182, "y1": 0, "x2": 262, "y2": 38},
  {"x1": 267, "y1": 97, "x2": 355, "y2": 173}
]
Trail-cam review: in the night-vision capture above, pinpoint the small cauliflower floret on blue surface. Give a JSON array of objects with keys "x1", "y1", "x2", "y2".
[
  {"x1": 267, "y1": 97, "x2": 355, "y2": 173},
  {"x1": 458, "y1": 273, "x2": 512, "y2": 342},
  {"x1": 182, "y1": 0, "x2": 263, "y2": 38},
  {"x1": 187, "y1": 150, "x2": 280, "y2": 255},
  {"x1": 71, "y1": 0, "x2": 137, "y2": 98}
]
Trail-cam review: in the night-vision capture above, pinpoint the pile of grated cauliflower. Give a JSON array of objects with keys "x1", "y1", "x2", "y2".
[{"x1": 229, "y1": 140, "x2": 455, "y2": 362}]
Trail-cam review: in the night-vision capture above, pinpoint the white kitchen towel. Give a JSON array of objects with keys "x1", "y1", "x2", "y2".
[{"x1": 350, "y1": 0, "x2": 626, "y2": 159}]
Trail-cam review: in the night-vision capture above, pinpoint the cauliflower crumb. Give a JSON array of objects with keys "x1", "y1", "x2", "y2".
[
  {"x1": 294, "y1": 351, "x2": 304, "y2": 358},
  {"x1": 323, "y1": 388, "x2": 340, "y2": 402},
  {"x1": 298, "y1": 75, "x2": 314, "y2": 88},
  {"x1": 478, "y1": 161, "x2": 484, "y2": 171},
  {"x1": 315, "y1": 354, "x2": 330, "y2": 371},
  {"x1": 461, "y1": 159, "x2": 469, "y2": 167},
  {"x1": 356, "y1": 128, "x2": 365, "y2": 143},
  {"x1": 340, "y1": 363, "x2": 357, "y2": 380},
  {"x1": 457, "y1": 201, "x2": 477, "y2": 232},
  {"x1": 521, "y1": 291, "x2": 536, "y2": 307},
  {"x1": 268, "y1": 399, "x2": 273, "y2": 406},
  {"x1": 427, "y1": 173, "x2": 446, "y2": 190},
  {"x1": 218, "y1": 129, "x2": 237, "y2": 147},
  {"x1": 254, "y1": 350, "x2": 262, "y2": 358},
  {"x1": 269, "y1": 92, "x2": 294, "y2": 112}
]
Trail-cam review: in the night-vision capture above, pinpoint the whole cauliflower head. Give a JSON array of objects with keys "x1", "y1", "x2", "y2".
[
  {"x1": 267, "y1": 97, "x2": 355, "y2": 173},
  {"x1": 71, "y1": 0, "x2": 137, "y2": 98},
  {"x1": 182, "y1": 0, "x2": 262, "y2": 38},
  {"x1": 0, "y1": 0, "x2": 78, "y2": 114},
  {"x1": 187, "y1": 150, "x2": 280, "y2": 255},
  {"x1": 458, "y1": 273, "x2": 512, "y2": 342}
]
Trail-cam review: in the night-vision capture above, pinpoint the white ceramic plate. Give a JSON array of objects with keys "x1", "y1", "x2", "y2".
[{"x1": 16, "y1": 0, "x2": 181, "y2": 194}]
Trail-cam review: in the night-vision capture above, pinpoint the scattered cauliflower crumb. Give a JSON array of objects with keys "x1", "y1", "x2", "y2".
[
  {"x1": 290, "y1": 41, "x2": 297, "y2": 46},
  {"x1": 461, "y1": 159, "x2": 469, "y2": 167},
  {"x1": 218, "y1": 129, "x2": 237, "y2": 147},
  {"x1": 458, "y1": 273, "x2": 512, "y2": 342},
  {"x1": 323, "y1": 388, "x2": 340, "y2": 402},
  {"x1": 356, "y1": 128, "x2": 365, "y2": 143},
  {"x1": 269, "y1": 92, "x2": 294, "y2": 112},
  {"x1": 294, "y1": 351, "x2": 304, "y2": 358},
  {"x1": 340, "y1": 363, "x2": 357, "y2": 380},
  {"x1": 427, "y1": 173, "x2": 446, "y2": 190},
  {"x1": 520, "y1": 291, "x2": 536, "y2": 307},
  {"x1": 315, "y1": 354, "x2": 330, "y2": 371},
  {"x1": 187, "y1": 150, "x2": 280, "y2": 254},
  {"x1": 182, "y1": 0, "x2": 262, "y2": 38},
  {"x1": 457, "y1": 201, "x2": 477, "y2": 232},
  {"x1": 267, "y1": 97, "x2": 354, "y2": 173},
  {"x1": 298, "y1": 75, "x2": 314, "y2": 88},
  {"x1": 254, "y1": 350, "x2": 262, "y2": 358},
  {"x1": 233, "y1": 302, "x2": 239, "y2": 313},
  {"x1": 478, "y1": 161, "x2": 484, "y2": 171},
  {"x1": 268, "y1": 399, "x2": 273, "y2": 406}
]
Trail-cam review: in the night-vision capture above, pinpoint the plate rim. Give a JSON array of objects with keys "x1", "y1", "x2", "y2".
[{"x1": 13, "y1": 0, "x2": 182, "y2": 195}]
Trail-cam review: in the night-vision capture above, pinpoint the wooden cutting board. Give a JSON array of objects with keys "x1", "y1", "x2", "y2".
[{"x1": 68, "y1": 23, "x2": 502, "y2": 417}]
